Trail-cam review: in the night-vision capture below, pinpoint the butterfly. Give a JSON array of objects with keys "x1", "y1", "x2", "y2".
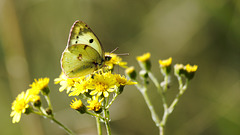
[{"x1": 61, "y1": 20, "x2": 110, "y2": 78}]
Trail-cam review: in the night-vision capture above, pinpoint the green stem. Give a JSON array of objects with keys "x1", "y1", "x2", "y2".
[
  {"x1": 160, "y1": 75, "x2": 170, "y2": 127},
  {"x1": 137, "y1": 85, "x2": 161, "y2": 126},
  {"x1": 163, "y1": 75, "x2": 169, "y2": 92},
  {"x1": 106, "y1": 93, "x2": 119, "y2": 109},
  {"x1": 96, "y1": 117, "x2": 102, "y2": 135},
  {"x1": 148, "y1": 72, "x2": 161, "y2": 91},
  {"x1": 103, "y1": 99, "x2": 111, "y2": 135},
  {"x1": 85, "y1": 110, "x2": 105, "y2": 120},
  {"x1": 160, "y1": 77, "x2": 189, "y2": 135},
  {"x1": 148, "y1": 71, "x2": 170, "y2": 135},
  {"x1": 148, "y1": 71, "x2": 168, "y2": 124},
  {"x1": 168, "y1": 78, "x2": 188, "y2": 113},
  {"x1": 45, "y1": 95, "x2": 53, "y2": 111},
  {"x1": 32, "y1": 111, "x2": 74, "y2": 135},
  {"x1": 159, "y1": 126, "x2": 164, "y2": 135},
  {"x1": 104, "y1": 118, "x2": 111, "y2": 135},
  {"x1": 49, "y1": 116, "x2": 75, "y2": 135}
]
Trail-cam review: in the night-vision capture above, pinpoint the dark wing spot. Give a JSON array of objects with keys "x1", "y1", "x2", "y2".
[
  {"x1": 75, "y1": 41, "x2": 78, "y2": 44},
  {"x1": 84, "y1": 45, "x2": 88, "y2": 50},
  {"x1": 76, "y1": 36, "x2": 79, "y2": 39},
  {"x1": 89, "y1": 39, "x2": 94, "y2": 43},
  {"x1": 78, "y1": 54, "x2": 82, "y2": 61}
]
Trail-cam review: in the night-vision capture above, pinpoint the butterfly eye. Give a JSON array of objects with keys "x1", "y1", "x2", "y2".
[
  {"x1": 105, "y1": 56, "x2": 112, "y2": 61},
  {"x1": 89, "y1": 39, "x2": 94, "y2": 43}
]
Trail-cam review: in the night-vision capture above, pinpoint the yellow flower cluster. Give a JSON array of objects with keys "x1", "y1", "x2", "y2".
[
  {"x1": 133, "y1": 52, "x2": 198, "y2": 80},
  {"x1": 55, "y1": 53, "x2": 136, "y2": 112},
  {"x1": 56, "y1": 71, "x2": 136, "y2": 111},
  {"x1": 10, "y1": 78, "x2": 50, "y2": 123}
]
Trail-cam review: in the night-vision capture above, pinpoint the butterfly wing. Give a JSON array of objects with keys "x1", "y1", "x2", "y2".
[
  {"x1": 61, "y1": 44, "x2": 103, "y2": 78},
  {"x1": 67, "y1": 20, "x2": 104, "y2": 59}
]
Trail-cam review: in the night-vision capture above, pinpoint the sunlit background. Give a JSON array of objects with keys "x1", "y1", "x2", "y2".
[{"x1": 1, "y1": 0, "x2": 240, "y2": 135}]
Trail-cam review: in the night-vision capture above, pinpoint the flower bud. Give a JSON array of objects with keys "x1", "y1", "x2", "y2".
[
  {"x1": 33, "y1": 98, "x2": 42, "y2": 108},
  {"x1": 70, "y1": 98, "x2": 86, "y2": 114},
  {"x1": 183, "y1": 64, "x2": 198, "y2": 80},
  {"x1": 125, "y1": 66, "x2": 137, "y2": 80},
  {"x1": 117, "y1": 85, "x2": 125, "y2": 95},
  {"x1": 136, "y1": 53, "x2": 151, "y2": 71},
  {"x1": 174, "y1": 64, "x2": 185, "y2": 77},
  {"x1": 41, "y1": 87, "x2": 50, "y2": 96},
  {"x1": 24, "y1": 106, "x2": 33, "y2": 115},
  {"x1": 159, "y1": 57, "x2": 172, "y2": 76},
  {"x1": 139, "y1": 70, "x2": 148, "y2": 79},
  {"x1": 174, "y1": 64, "x2": 198, "y2": 80},
  {"x1": 46, "y1": 108, "x2": 53, "y2": 116}
]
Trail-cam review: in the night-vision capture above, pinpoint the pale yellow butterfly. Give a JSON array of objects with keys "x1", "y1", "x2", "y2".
[{"x1": 61, "y1": 20, "x2": 110, "y2": 78}]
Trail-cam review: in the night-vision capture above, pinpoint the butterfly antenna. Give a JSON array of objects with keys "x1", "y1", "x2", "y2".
[
  {"x1": 110, "y1": 47, "x2": 119, "y2": 54},
  {"x1": 116, "y1": 53, "x2": 129, "y2": 56},
  {"x1": 109, "y1": 47, "x2": 129, "y2": 56}
]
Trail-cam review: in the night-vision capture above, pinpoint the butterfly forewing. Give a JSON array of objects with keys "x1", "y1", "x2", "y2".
[{"x1": 67, "y1": 21, "x2": 104, "y2": 58}]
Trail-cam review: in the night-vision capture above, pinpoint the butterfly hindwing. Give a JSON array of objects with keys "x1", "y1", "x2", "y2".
[
  {"x1": 67, "y1": 21, "x2": 104, "y2": 58},
  {"x1": 61, "y1": 44, "x2": 103, "y2": 78}
]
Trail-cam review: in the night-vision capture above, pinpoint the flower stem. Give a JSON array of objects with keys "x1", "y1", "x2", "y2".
[
  {"x1": 140, "y1": 88, "x2": 161, "y2": 126},
  {"x1": 49, "y1": 116, "x2": 75, "y2": 135},
  {"x1": 45, "y1": 95, "x2": 53, "y2": 111},
  {"x1": 148, "y1": 72, "x2": 161, "y2": 92},
  {"x1": 103, "y1": 99, "x2": 111, "y2": 135},
  {"x1": 106, "y1": 93, "x2": 119, "y2": 109},
  {"x1": 159, "y1": 126, "x2": 164, "y2": 135},
  {"x1": 32, "y1": 110, "x2": 75, "y2": 135},
  {"x1": 85, "y1": 110, "x2": 105, "y2": 120},
  {"x1": 104, "y1": 118, "x2": 111, "y2": 135},
  {"x1": 159, "y1": 77, "x2": 189, "y2": 135},
  {"x1": 96, "y1": 117, "x2": 102, "y2": 135}
]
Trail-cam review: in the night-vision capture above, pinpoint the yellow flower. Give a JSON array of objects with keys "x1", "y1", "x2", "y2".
[
  {"x1": 69, "y1": 78, "x2": 90, "y2": 96},
  {"x1": 10, "y1": 91, "x2": 30, "y2": 123},
  {"x1": 114, "y1": 74, "x2": 137, "y2": 87},
  {"x1": 136, "y1": 52, "x2": 151, "y2": 62},
  {"x1": 70, "y1": 98, "x2": 83, "y2": 110},
  {"x1": 87, "y1": 96, "x2": 104, "y2": 112},
  {"x1": 27, "y1": 89, "x2": 41, "y2": 102},
  {"x1": 54, "y1": 72, "x2": 84, "y2": 93},
  {"x1": 185, "y1": 64, "x2": 198, "y2": 73},
  {"x1": 105, "y1": 52, "x2": 128, "y2": 69},
  {"x1": 159, "y1": 57, "x2": 172, "y2": 75},
  {"x1": 159, "y1": 57, "x2": 172, "y2": 67},
  {"x1": 125, "y1": 66, "x2": 135, "y2": 74},
  {"x1": 88, "y1": 71, "x2": 116, "y2": 97},
  {"x1": 70, "y1": 98, "x2": 86, "y2": 113},
  {"x1": 29, "y1": 78, "x2": 49, "y2": 95}
]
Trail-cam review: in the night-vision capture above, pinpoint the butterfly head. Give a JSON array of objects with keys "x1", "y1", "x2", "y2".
[{"x1": 105, "y1": 55, "x2": 112, "y2": 62}]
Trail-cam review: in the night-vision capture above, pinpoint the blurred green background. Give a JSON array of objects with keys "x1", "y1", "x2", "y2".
[{"x1": 1, "y1": 0, "x2": 240, "y2": 134}]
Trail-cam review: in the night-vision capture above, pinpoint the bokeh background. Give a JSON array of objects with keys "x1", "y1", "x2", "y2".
[{"x1": 1, "y1": 0, "x2": 240, "y2": 135}]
